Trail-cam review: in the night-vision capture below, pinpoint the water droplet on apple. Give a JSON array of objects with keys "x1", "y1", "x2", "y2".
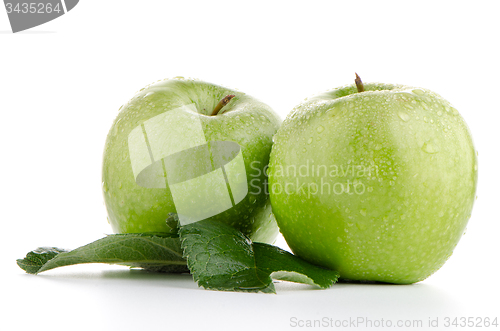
[
  {"x1": 412, "y1": 89, "x2": 425, "y2": 96},
  {"x1": 337, "y1": 237, "x2": 343, "y2": 243},
  {"x1": 307, "y1": 137, "x2": 313, "y2": 144},
  {"x1": 397, "y1": 111, "x2": 410, "y2": 122},
  {"x1": 356, "y1": 223, "x2": 366, "y2": 231},
  {"x1": 367, "y1": 186, "x2": 373, "y2": 192},
  {"x1": 118, "y1": 182, "x2": 122, "y2": 189},
  {"x1": 423, "y1": 117, "x2": 428, "y2": 123},
  {"x1": 102, "y1": 182, "x2": 108, "y2": 192},
  {"x1": 317, "y1": 125, "x2": 324, "y2": 133},
  {"x1": 345, "y1": 208, "x2": 350, "y2": 213},
  {"x1": 360, "y1": 209, "x2": 367, "y2": 216},
  {"x1": 389, "y1": 181, "x2": 395, "y2": 186},
  {"x1": 421, "y1": 140, "x2": 439, "y2": 154},
  {"x1": 437, "y1": 111, "x2": 443, "y2": 116}
]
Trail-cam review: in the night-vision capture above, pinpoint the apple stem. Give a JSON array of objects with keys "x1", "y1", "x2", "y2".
[
  {"x1": 211, "y1": 95, "x2": 236, "y2": 116},
  {"x1": 355, "y1": 73, "x2": 365, "y2": 93}
]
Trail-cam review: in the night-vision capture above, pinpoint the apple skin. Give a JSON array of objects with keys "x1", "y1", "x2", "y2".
[
  {"x1": 102, "y1": 78, "x2": 281, "y2": 243},
  {"x1": 268, "y1": 83, "x2": 477, "y2": 284}
]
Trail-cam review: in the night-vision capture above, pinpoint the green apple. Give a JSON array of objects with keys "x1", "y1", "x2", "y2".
[
  {"x1": 102, "y1": 78, "x2": 281, "y2": 243},
  {"x1": 268, "y1": 77, "x2": 477, "y2": 284}
]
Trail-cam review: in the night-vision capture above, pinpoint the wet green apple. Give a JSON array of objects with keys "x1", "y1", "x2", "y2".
[
  {"x1": 268, "y1": 77, "x2": 477, "y2": 283},
  {"x1": 102, "y1": 78, "x2": 281, "y2": 243}
]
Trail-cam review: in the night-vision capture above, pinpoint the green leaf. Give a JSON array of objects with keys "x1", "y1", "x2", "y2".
[
  {"x1": 253, "y1": 243, "x2": 339, "y2": 288},
  {"x1": 17, "y1": 247, "x2": 69, "y2": 274},
  {"x1": 165, "y1": 212, "x2": 180, "y2": 234},
  {"x1": 17, "y1": 233, "x2": 188, "y2": 274},
  {"x1": 17, "y1": 217, "x2": 338, "y2": 293},
  {"x1": 179, "y1": 220, "x2": 339, "y2": 293},
  {"x1": 179, "y1": 220, "x2": 274, "y2": 293}
]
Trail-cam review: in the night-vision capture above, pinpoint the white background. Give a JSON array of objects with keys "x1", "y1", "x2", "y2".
[{"x1": 1, "y1": 1, "x2": 499, "y2": 330}]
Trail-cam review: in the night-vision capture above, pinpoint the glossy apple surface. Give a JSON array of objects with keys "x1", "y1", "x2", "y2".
[
  {"x1": 268, "y1": 82, "x2": 477, "y2": 283},
  {"x1": 102, "y1": 78, "x2": 281, "y2": 243}
]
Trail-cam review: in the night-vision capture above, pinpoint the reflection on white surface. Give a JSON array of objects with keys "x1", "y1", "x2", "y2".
[{"x1": 7, "y1": 263, "x2": 478, "y2": 331}]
